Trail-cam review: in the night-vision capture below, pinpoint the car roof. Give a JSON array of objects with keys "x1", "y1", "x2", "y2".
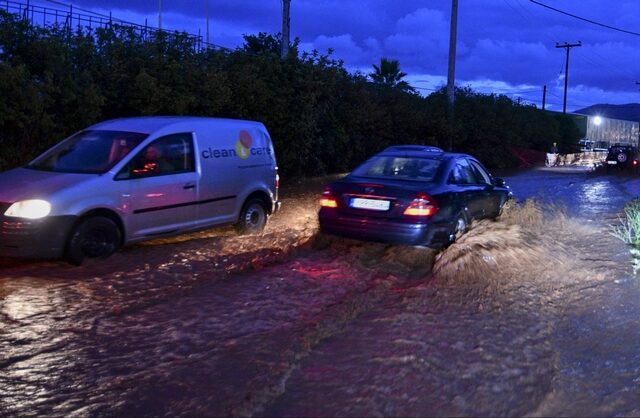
[
  {"x1": 87, "y1": 116, "x2": 265, "y2": 134},
  {"x1": 378, "y1": 145, "x2": 473, "y2": 161}
]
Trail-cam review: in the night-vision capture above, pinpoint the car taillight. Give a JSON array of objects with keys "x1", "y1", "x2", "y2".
[
  {"x1": 403, "y1": 193, "x2": 438, "y2": 216},
  {"x1": 275, "y1": 166, "x2": 280, "y2": 189},
  {"x1": 634, "y1": 160, "x2": 638, "y2": 167},
  {"x1": 320, "y1": 187, "x2": 338, "y2": 208}
]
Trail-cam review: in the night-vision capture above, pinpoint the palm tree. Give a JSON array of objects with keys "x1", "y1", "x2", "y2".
[{"x1": 370, "y1": 58, "x2": 415, "y2": 93}]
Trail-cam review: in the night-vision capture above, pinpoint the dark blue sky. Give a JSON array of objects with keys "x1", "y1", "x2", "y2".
[{"x1": 29, "y1": 0, "x2": 640, "y2": 112}]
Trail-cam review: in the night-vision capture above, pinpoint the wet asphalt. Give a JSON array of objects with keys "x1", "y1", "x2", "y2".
[{"x1": 2, "y1": 166, "x2": 640, "y2": 416}]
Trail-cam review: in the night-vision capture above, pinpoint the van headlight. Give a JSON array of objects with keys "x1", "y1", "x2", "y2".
[{"x1": 4, "y1": 199, "x2": 52, "y2": 219}]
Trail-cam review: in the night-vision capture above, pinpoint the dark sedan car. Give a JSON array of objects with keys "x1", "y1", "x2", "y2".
[{"x1": 318, "y1": 145, "x2": 512, "y2": 248}]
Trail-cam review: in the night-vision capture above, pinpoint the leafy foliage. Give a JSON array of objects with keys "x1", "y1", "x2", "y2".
[
  {"x1": 610, "y1": 199, "x2": 640, "y2": 246},
  {"x1": 610, "y1": 199, "x2": 640, "y2": 274},
  {"x1": 370, "y1": 58, "x2": 415, "y2": 93},
  {"x1": 0, "y1": 12, "x2": 580, "y2": 177}
]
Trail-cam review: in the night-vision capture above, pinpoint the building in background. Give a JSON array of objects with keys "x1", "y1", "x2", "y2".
[{"x1": 570, "y1": 113, "x2": 639, "y2": 151}]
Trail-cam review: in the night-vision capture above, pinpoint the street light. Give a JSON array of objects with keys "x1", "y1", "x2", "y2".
[{"x1": 594, "y1": 116, "x2": 602, "y2": 126}]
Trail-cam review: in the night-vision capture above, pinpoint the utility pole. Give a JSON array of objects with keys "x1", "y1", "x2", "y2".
[
  {"x1": 542, "y1": 85, "x2": 547, "y2": 110},
  {"x1": 205, "y1": 0, "x2": 209, "y2": 45},
  {"x1": 281, "y1": 0, "x2": 291, "y2": 59},
  {"x1": 555, "y1": 41, "x2": 581, "y2": 114},
  {"x1": 446, "y1": 0, "x2": 458, "y2": 151}
]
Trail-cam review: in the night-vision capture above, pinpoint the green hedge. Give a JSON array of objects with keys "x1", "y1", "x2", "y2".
[{"x1": 0, "y1": 11, "x2": 580, "y2": 176}]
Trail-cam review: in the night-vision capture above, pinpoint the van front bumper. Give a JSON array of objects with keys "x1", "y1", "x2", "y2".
[{"x1": 0, "y1": 215, "x2": 76, "y2": 259}]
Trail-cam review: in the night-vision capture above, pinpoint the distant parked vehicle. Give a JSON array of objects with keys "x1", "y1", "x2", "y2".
[
  {"x1": 318, "y1": 145, "x2": 512, "y2": 248},
  {"x1": 580, "y1": 139, "x2": 609, "y2": 152},
  {"x1": 0, "y1": 117, "x2": 280, "y2": 264},
  {"x1": 605, "y1": 144, "x2": 639, "y2": 173}
]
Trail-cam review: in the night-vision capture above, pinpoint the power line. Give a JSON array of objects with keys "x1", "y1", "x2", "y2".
[
  {"x1": 516, "y1": 0, "x2": 636, "y2": 83},
  {"x1": 529, "y1": 0, "x2": 640, "y2": 37},
  {"x1": 503, "y1": 0, "x2": 577, "y2": 101}
]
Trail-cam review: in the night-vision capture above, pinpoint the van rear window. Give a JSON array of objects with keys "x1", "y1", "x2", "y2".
[{"x1": 27, "y1": 130, "x2": 148, "y2": 174}]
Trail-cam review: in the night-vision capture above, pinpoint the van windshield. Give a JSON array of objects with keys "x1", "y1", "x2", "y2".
[{"x1": 26, "y1": 130, "x2": 148, "y2": 174}]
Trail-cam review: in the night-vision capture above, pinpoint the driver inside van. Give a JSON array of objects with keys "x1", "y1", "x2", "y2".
[{"x1": 132, "y1": 144, "x2": 174, "y2": 175}]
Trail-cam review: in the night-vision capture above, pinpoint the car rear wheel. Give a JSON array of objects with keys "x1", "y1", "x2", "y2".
[
  {"x1": 65, "y1": 216, "x2": 121, "y2": 265},
  {"x1": 448, "y1": 214, "x2": 468, "y2": 244},
  {"x1": 235, "y1": 199, "x2": 267, "y2": 235}
]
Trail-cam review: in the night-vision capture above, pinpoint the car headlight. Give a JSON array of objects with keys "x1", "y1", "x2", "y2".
[{"x1": 4, "y1": 199, "x2": 52, "y2": 219}]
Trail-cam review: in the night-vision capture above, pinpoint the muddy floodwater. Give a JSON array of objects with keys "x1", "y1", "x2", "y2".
[{"x1": 2, "y1": 167, "x2": 640, "y2": 416}]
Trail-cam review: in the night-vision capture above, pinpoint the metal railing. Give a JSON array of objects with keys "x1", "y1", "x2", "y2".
[{"x1": 0, "y1": 0, "x2": 224, "y2": 51}]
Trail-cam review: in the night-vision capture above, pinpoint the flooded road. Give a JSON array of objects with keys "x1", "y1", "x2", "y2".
[{"x1": 1, "y1": 168, "x2": 640, "y2": 416}]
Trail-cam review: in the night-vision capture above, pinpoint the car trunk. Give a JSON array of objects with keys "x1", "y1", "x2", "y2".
[{"x1": 330, "y1": 177, "x2": 436, "y2": 220}]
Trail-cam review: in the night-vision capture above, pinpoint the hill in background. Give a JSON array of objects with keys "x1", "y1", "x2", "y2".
[{"x1": 575, "y1": 103, "x2": 640, "y2": 121}]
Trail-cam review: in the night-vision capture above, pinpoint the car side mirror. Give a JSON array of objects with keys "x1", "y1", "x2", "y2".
[{"x1": 493, "y1": 177, "x2": 505, "y2": 187}]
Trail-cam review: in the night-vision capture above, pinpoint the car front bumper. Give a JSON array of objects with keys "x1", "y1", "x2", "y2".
[
  {"x1": 0, "y1": 215, "x2": 76, "y2": 259},
  {"x1": 319, "y1": 209, "x2": 452, "y2": 247}
]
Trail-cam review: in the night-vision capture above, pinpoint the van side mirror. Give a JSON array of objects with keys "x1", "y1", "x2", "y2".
[
  {"x1": 493, "y1": 177, "x2": 505, "y2": 187},
  {"x1": 115, "y1": 162, "x2": 135, "y2": 180}
]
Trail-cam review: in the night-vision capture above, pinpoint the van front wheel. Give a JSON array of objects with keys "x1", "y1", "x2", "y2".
[
  {"x1": 65, "y1": 216, "x2": 121, "y2": 265},
  {"x1": 235, "y1": 199, "x2": 267, "y2": 235}
]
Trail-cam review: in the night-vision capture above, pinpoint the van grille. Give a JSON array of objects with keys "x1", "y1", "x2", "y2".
[{"x1": 2, "y1": 219, "x2": 38, "y2": 236}]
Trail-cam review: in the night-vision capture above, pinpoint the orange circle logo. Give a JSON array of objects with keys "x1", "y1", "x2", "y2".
[{"x1": 235, "y1": 130, "x2": 252, "y2": 160}]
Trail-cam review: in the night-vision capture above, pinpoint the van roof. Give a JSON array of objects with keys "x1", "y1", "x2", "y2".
[{"x1": 89, "y1": 116, "x2": 265, "y2": 134}]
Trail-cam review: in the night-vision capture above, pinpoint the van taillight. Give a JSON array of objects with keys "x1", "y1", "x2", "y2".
[
  {"x1": 320, "y1": 187, "x2": 338, "y2": 208},
  {"x1": 403, "y1": 193, "x2": 438, "y2": 216}
]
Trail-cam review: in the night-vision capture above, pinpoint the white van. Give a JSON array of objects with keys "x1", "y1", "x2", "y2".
[{"x1": 0, "y1": 117, "x2": 280, "y2": 264}]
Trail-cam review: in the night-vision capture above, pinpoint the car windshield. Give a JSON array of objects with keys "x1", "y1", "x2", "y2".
[
  {"x1": 26, "y1": 130, "x2": 148, "y2": 174},
  {"x1": 351, "y1": 155, "x2": 442, "y2": 182}
]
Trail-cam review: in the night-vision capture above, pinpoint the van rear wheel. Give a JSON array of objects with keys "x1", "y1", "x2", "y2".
[
  {"x1": 65, "y1": 216, "x2": 121, "y2": 265},
  {"x1": 235, "y1": 199, "x2": 267, "y2": 235}
]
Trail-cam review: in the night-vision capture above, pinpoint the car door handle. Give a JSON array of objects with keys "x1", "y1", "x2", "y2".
[{"x1": 183, "y1": 183, "x2": 196, "y2": 190}]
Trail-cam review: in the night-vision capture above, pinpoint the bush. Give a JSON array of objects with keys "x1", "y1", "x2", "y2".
[{"x1": 610, "y1": 199, "x2": 640, "y2": 246}]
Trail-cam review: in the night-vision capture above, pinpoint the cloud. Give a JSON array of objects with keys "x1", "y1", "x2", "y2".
[
  {"x1": 460, "y1": 39, "x2": 549, "y2": 85},
  {"x1": 572, "y1": 42, "x2": 640, "y2": 91},
  {"x1": 307, "y1": 34, "x2": 366, "y2": 63},
  {"x1": 395, "y1": 7, "x2": 448, "y2": 35}
]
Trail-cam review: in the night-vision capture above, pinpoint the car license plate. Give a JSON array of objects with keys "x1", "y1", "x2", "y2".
[
  {"x1": 350, "y1": 198, "x2": 390, "y2": 211},
  {"x1": 607, "y1": 161, "x2": 617, "y2": 165}
]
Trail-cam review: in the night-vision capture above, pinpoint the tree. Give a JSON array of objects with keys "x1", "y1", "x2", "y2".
[{"x1": 369, "y1": 58, "x2": 415, "y2": 93}]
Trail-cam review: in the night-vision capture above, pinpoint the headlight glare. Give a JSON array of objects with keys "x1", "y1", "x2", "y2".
[{"x1": 4, "y1": 199, "x2": 52, "y2": 219}]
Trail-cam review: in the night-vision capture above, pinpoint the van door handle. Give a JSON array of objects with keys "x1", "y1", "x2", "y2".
[{"x1": 183, "y1": 183, "x2": 196, "y2": 190}]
